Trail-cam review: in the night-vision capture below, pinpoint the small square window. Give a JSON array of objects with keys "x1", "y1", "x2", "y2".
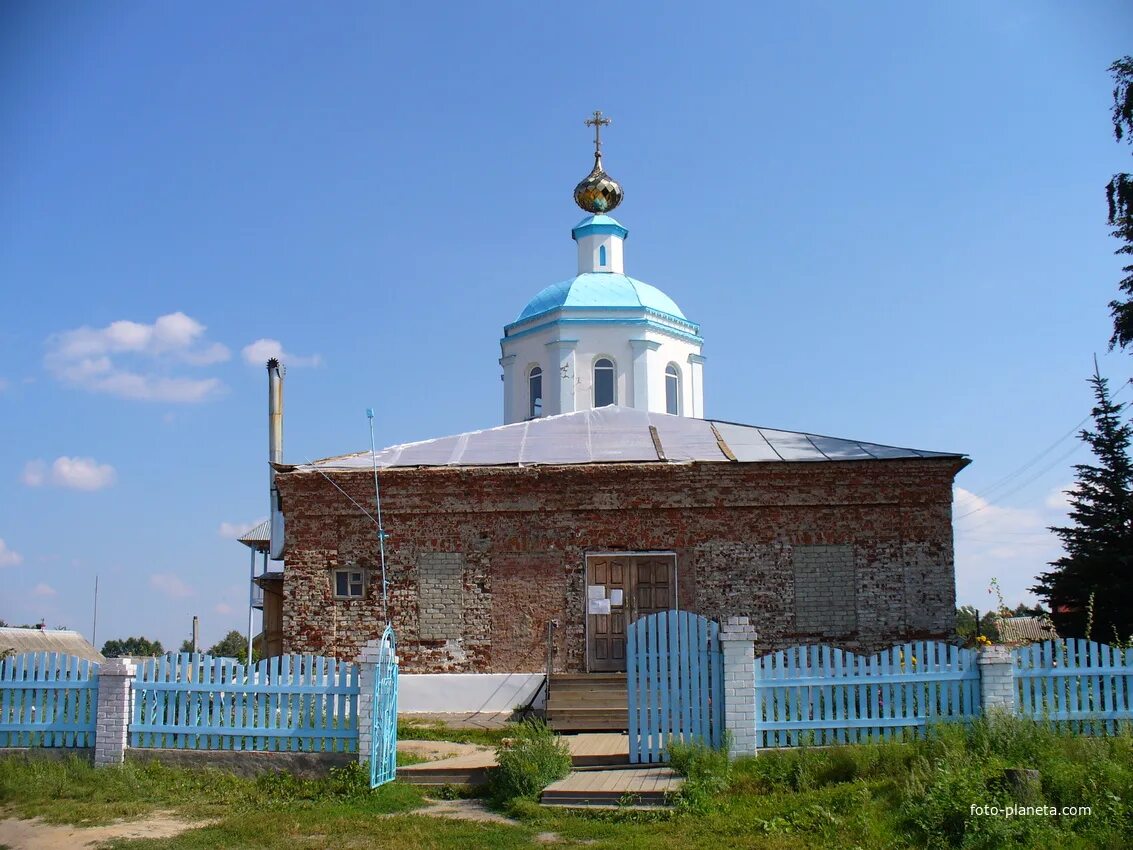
[{"x1": 334, "y1": 568, "x2": 365, "y2": 599}]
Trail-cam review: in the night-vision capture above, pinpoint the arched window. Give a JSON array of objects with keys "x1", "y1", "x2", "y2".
[
  {"x1": 665, "y1": 363, "x2": 681, "y2": 415},
  {"x1": 528, "y1": 366, "x2": 543, "y2": 419},
  {"x1": 593, "y1": 358, "x2": 615, "y2": 407},
  {"x1": 599, "y1": 244, "x2": 607, "y2": 267}
]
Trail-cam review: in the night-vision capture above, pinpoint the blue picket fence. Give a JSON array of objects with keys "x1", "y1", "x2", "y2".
[
  {"x1": 626, "y1": 611, "x2": 723, "y2": 764},
  {"x1": 0, "y1": 652, "x2": 100, "y2": 748},
  {"x1": 1014, "y1": 639, "x2": 1133, "y2": 733},
  {"x1": 130, "y1": 653, "x2": 359, "y2": 752},
  {"x1": 755, "y1": 642, "x2": 981, "y2": 747}
]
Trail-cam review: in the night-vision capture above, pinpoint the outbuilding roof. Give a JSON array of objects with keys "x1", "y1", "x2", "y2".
[
  {"x1": 0, "y1": 627, "x2": 104, "y2": 663},
  {"x1": 237, "y1": 519, "x2": 271, "y2": 551},
  {"x1": 290, "y1": 406, "x2": 965, "y2": 472}
]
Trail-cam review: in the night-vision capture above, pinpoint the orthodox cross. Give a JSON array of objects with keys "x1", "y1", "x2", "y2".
[{"x1": 585, "y1": 110, "x2": 612, "y2": 155}]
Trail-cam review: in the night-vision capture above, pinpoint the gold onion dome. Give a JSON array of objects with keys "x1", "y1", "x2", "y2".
[
  {"x1": 573, "y1": 153, "x2": 623, "y2": 214},
  {"x1": 574, "y1": 110, "x2": 623, "y2": 214}
]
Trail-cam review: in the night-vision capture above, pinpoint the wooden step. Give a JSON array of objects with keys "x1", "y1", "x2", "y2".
[
  {"x1": 395, "y1": 765, "x2": 490, "y2": 786},
  {"x1": 547, "y1": 713, "x2": 629, "y2": 732},
  {"x1": 541, "y1": 790, "x2": 671, "y2": 807},
  {"x1": 540, "y1": 767, "x2": 681, "y2": 807},
  {"x1": 547, "y1": 692, "x2": 627, "y2": 705},
  {"x1": 551, "y1": 673, "x2": 627, "y2": 682},
  {"x1": 547, "y1": 710, "x2": 628, "y2": 722}
]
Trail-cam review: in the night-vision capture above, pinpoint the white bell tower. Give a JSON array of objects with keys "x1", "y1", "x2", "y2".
[{"x1": 498, "y1": 111, "x2": 705, "y2": 425}]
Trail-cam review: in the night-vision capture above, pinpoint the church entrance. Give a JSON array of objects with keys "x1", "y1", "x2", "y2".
[{"x1": 584, "y1": 553, "x2": 677, "y2": 672}]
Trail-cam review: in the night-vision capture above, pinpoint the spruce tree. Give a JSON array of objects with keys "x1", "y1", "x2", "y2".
[
  {"x1": 1107, "y1": 56, "x2": 1133, "y2": 351},
  {"x1": 1033, "y1": 365, "x2": 1133, "y2": 639}
]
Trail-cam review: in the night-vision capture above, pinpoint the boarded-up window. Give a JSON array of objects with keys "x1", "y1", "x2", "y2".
[
  {"x1": 417, "y1": 553, "x2": 464, "y2": 641},
  {"x1": 793, "y1": 545, "x2": 856, "y2": 634}
]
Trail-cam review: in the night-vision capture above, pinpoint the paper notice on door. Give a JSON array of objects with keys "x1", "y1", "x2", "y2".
[
  {"x1": 588, "y1": 598, "x2": 611, "y2": 615},
  {"x1": 609, "y1": 589, "x2": 624, "y2": 606},
  {"x1": 587, "y1": 585, "x2": 606, "y2": 600}
]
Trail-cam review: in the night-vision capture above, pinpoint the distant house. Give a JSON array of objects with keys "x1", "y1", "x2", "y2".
[
  {"x1": 0, "y1": 627, "x2": 104, "y2": 663},
  {"x1": 998, "y1": 616, "x2": 1058, "y2": 645}
]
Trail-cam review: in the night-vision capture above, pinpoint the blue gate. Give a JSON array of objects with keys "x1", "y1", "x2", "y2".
[
  {"x1": 370, "y1": 625, "x2": 399, "y2": 787},
  {"x1": 626, "y1": 610, "x2": 723, "y2": 763}
]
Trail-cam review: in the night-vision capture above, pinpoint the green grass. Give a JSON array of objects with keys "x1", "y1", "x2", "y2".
[
  {"x1": 1, "y1": 716, "x2": 1131, "y2": 849},
  {"x1": 396, "y1": 717, "x2": 512, "y2": 748}
]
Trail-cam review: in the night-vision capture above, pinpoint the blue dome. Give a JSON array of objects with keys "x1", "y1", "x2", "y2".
[{"x1": 514, "y1": 273, "x2": 687, "y2": 323}]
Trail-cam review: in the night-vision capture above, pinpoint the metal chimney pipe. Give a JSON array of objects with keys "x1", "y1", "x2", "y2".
[
  {"x1": 267, "y1": 358, "x2": 286, "y2": 561},
  {"x1": 268, "y1": 358, "x2": 283, "y2": 468}
]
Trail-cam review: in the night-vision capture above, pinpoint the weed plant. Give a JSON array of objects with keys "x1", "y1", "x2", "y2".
[
  {"x1": 667, "y1": 736, "x2": 732, "y2": 812},
  {"x1": 488, "y1": 718, "x2": 571, "y2": 806}
]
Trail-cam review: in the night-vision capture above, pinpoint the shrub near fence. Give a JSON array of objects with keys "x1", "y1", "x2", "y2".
[
  {"x1": 130, "y1": 653, "x2": 359, "y2": 752},
  {"x1": 0, "y1": 652, "x2": 99, "y2": 748},
  {"x1": 1014, "y1": 639, "x2": 1133, "y2": 732},
  {"x1": 755, "y1": 641, "x2": 981, "y2": 748}
]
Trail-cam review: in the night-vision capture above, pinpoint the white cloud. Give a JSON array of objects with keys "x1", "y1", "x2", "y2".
[
  {"x1": 24, "y1": 457, "x2": 117, "y2": 491},
  {"x1": 0, "y1": 538, "x2": 23, "y2": 567},
  {"x1": 218, "y1": 518, "x2": 267, "y2": 540},
  {"x1": 150, "y1": 573, "x2": 193, "y2": 599},
  {"x1": 21, "y1": 460, "x2": 46, "y2": 487},
  {"x1": 31, "y1": 583, "x2": 56, "y2": 597},
  {"x1": 953, "y1": 486, "x2": 1071, "y2": 611},
  {"x1": 45, "y1": 312, "x2": 229, "y2": 403},
  {"x1": 241, "y1": 338, "x2": 322, "y2": 368},
  {"x1": 214, "y1": 602, "x2": 234, "y2": 615},
  {"x1": 1044, "y1": 484, "x2": 1075, "y2": 511}
]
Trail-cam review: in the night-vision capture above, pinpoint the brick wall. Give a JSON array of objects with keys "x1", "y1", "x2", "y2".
[{"x1": 276, "y1": 458, "x2": 966, "y2": 672}]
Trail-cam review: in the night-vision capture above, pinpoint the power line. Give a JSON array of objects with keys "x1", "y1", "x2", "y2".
[
  {"x1": 955, "y1": 378, "x2": 1131, "y2": 524},
  {"x1": 968, "y1": 378, "x2": 1131, "y2": 504}
]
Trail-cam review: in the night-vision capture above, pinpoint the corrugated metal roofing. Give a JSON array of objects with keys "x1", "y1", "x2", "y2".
[
  {"x1": 0, "y1": 628, "x2": 104, "y2": 662},
  {"x1": 998, "y1": 617, "x2": 1059, "y2": 643},
  {"x1": 293, "y1": 406, "x2": 964, "y2": 472},
  {"x1": 237, "y1": 519, "x2": 271, "y2": 546}
]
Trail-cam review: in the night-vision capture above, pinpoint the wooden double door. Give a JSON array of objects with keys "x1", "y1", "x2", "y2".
[{"x1": 586, "y1": 553, "x2": 676, "y2": 672}]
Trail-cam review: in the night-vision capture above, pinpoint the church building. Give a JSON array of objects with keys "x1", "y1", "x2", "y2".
[{"x1": 266, "y1": 114, "x2": 968, "y2": 710}]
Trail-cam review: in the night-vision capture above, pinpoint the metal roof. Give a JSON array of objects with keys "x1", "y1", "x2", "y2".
[
  {"x1": 512, "y1": 273, "x2": 688, "y2": 324},
  {"x1": 237, "y1": 519, "x2": 271, "y2": 551},
  {"x1": 291, "y1": 406, "x2": 965, "y2": 472},
  {"x1": 0, "y1": 628, "x2": 104, "y2": 663},
  {"x1": 998, "y1": 617, "x2": 1059, "y2": 644}
]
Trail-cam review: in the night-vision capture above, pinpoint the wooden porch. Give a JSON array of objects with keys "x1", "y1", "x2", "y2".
[
  {"x1": 545, "y1": 673, "x2": 628, "y2": 732},
  {"x1": 396, "y1": 732, "x2": 630, "y2": 786}
]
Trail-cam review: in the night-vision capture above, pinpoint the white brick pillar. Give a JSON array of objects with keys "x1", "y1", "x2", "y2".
[
  {"x1": 93, "y1": 658, "x2": 135, "y2": 767},
  {"x1": 356, "y1": 640, "x2": 381, "y2": 766},
  {"x1": 719, "y1": 616, "x2": 758, "y2": 759},
  {"x1": 978, "y1": 645, "x2": 1016, "y2": 712}
]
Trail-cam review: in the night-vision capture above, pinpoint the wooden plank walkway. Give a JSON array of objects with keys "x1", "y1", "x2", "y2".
[
  {"x1": 541, "y1": 766, "x2": 682, "y2": 807},
  {"x1": 397, "y1": 732, "x2": 629, "y2": 786}
]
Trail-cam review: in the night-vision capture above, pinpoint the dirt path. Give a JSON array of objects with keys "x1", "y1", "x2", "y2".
[
  {"x1": 412, "y1": 797, "x2": 517, "y2": 825},
  {"x1": 0, "y1": 811, "x2": 210, "y2": 849},
  {"x1": 398, "y1": 739, "x2": 493, "y2": 761}
]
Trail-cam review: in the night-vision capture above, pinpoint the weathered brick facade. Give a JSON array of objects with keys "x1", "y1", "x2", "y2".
[{"x1": 275, "y1": 457, "x2": 966, "y2": 672}]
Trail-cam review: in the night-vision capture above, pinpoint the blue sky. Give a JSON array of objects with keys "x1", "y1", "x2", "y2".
[{"x1": 1, "y1": 1, "x2": 1130, "y2": 649}]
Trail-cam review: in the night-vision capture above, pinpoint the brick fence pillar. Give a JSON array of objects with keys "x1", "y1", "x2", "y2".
[
  {"x1": 978, "y1": 645, "x2": 1016, "y2": 713},
  {"x1": 93, "y1": 658, "x2": 135, "y2": 767},
  {"x1": 719, "y1": 616, "x2": 758, "y2": 759},
  {"x1": 356, "y1": 640, "x2": 381, "y2": 766}
]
